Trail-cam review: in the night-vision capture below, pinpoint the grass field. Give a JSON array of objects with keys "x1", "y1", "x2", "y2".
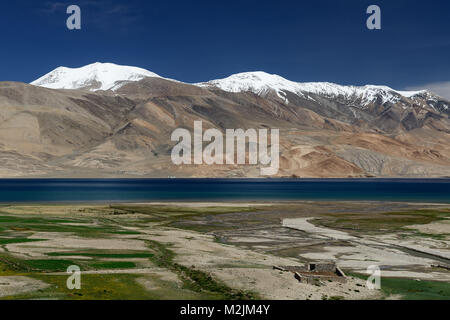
[
  {"x1": 351, "y1": 273, "x2": 450, "y2": 300},
  {"x1": 315, "y1": 209, "x2": 450, "y2": 235},
  {"x1": 0, "y1": 204, "x2": 262, "y2": 300}
]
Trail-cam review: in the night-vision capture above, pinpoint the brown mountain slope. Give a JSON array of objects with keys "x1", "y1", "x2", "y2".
[{"x1": 0, "y1": 79, "x2": 449, "y2": 178}]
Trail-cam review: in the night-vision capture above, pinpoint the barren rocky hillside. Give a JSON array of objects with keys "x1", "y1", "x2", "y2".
[{"x1": 0, "y1": 76, "x2": 450, "y2": 178}]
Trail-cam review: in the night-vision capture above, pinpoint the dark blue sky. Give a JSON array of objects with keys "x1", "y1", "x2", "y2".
[{"x1": 1, "y1": 0, "x2": 449, "y2": 93}]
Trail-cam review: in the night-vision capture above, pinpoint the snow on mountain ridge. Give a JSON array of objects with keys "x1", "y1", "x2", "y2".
[
  {"x1": 196, "y1": 71, "x2": 428, "y2": 106},
  {"x1": 31, "y1": 64, "x2": 432, "y2": 107},
  {"x1": 31, "y1": 62, "x2": 161, "y2": 91}
]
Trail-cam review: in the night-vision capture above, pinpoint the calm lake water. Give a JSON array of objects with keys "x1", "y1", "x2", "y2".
[{"x1": 0, "y1": 179, "x2": 449, "y2": 204}]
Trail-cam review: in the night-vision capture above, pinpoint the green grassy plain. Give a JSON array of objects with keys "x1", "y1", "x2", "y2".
[{"x1": 0, "y1": 204, "x2": 448, "y2": 300}]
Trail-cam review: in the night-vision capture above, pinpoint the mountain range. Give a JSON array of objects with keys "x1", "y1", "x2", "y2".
[{"x1": 0, "y1": 62, "x2": 449, "y2": 178}]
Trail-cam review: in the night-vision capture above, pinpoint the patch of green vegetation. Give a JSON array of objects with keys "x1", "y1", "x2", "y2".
[
  {"x1": 111, "y1": 230, "x2": 141, "y2": 235},
  {"x1": 315, "y1": 208, "x2": 450, "y2": 234},
  {"x1": 351, "y1": 273, "x2": 450, "y2": 300},
  {"x1": 381, "y1": 278, "x2": 450, "y2": 300},
  {"x1": 146, "y1": 240, "x2": 259, "y2": 300},
  {"x1": 47, "y1": 251, "x2": 154, "y2": 259},
  {"x1": 383, "y1": 209, "x2": 450, "y2": 219},
  {"x1": 2, "y1": 273, "x2": 197, "y2": 300},
  {"x1": 0, "y1": 257, "x2": 79, "y2": 273},
  {"x1": 18, "y1": 259, "x2": 78, "y2": 272},
  {"x1": 89, "y1": 261, "x2": 136, "y2": 270},
  {"x1": 0, "y1": 214, "x2": 136, "y2": 238},
  {"x1": 0, "y1": 253, "x2": 94, "y2": 273},
  {"x1": 0, "y1": 259, "x2": 23, "y2": 276},
  {"x1": 1, "y1": 248, "x2": 153, "y2": 273},
  {"x1": 0, "y1": 216, "x2": 75, "y2": 224},
  {"x1": 169, "y1": 222, "x2": 236, "y2": 233},
  {"x1": 0, "y1": 252, "x2": 224, "y2": 300},
  {"x1": 411, "y1": 231, "x2": 449, "y2": 241},
  {"x1": 110, "y1": 205, "x2": 260, "y2": 223},
  {"x1": 19, "y1": 224, "x2": 122, "y2": 237},
  {"x1": 1, "y1": 256, "x2": 139, "y2": 275},
  {"x1": 0, "y1": 237, "x2": 43, "y2": 245},
  {"x1": 0, "y1": 255, "x2": 216, "y2": 300},
  {"x1": 214, "y1": 263, "x2": 267, "y2": 269}
]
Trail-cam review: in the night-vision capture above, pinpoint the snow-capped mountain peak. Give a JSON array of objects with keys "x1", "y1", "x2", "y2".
[
  {"x1": 196, "y1": 71, "x2": 301, "y2": 96},
  {"x1": 31, "y1": 64, "x2": 435, "y2": 108},
  {"x1": 196, "y1": 71, "x2": 428, "y2": 106},
  {"x1": 31, "y1": 62, "x2": 161, "y2": 91}
]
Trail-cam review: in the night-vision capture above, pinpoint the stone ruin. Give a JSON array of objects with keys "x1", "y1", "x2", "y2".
[{"x1": 273, "y1": 262, "x2": 347, "y2": 285}]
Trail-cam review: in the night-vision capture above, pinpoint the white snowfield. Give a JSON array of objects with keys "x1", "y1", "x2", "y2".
[
  {"x1": 31, "y1": 62, "x2": 161, "y2": 91},
  {"x1": 31, "y1": 63, "x2": 430, "y2": 106},
  {"x1": 196, "y1": 71, "x2": 427, "y2": 106}
]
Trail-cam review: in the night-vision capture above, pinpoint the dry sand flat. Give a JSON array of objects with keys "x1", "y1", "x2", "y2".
[
  {"x1": 135, "y1": 271, "x2": 184, "y2": 292},
  {"x1": 283, "y1": 218, "x2": 357, "y2": 240},
  {"x1": 0, "y1": 276, "x2": 49, "y2": 298},
  {"x1": 132, "y1": 225, "x2": 380, "y2": 300},
  {"x1": 282, "y1": 217, "x2": 450, "y2": 281},
  {"x1": 406, "y1": 219, "x2": 450, "y2": 236},
  {"x1": 5, "y1": 222, "x2": 380, "y2": 299},
  {"x1": 216, "y1": 268, "x2": 378, "y2": 300},
  {"x1": 0, "y1": 205, "x2": 112, "y2": 217},
  {"x1": 380, "y1": 237, "x2": 450, "y2": 260},
  {"x1": 132, "y1": 202, "x2": 272, "y2": 208},
  {"x1": 7, "y1": 233, "x2": 148, "y2": 258}
]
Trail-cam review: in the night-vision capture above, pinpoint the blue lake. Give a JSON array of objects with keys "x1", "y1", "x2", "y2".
[{"x1": 0, "y1": 179, "x2": 449, "y2": 204}]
